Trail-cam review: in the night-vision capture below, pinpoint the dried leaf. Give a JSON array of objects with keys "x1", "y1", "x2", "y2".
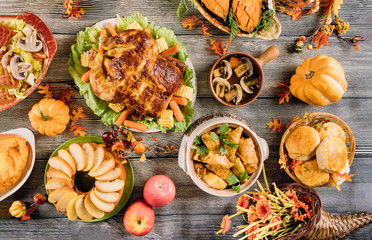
[
  {"x1": 208, "y1": 39, "x2": 223, "y2": 56},
  {"x1": 323, "y1": 0, "x2": 343, "y2": 17},
  {"x1": 306, "y1": 0, "x2": 320, "y2": 14},
  {"x1": 70, "y1": 107, "x2": 86, "y2": 122},
  {"x1": 126, "y1": 131, "x2": 136, "y2": 143},
  {"x1": 181, "y1": 15, "x2": 199, "y2": 30},
  {"x1": 313, "y1": 31, "x2": 329, "y2": 50},
  {"x1": 202, "y1": 22, "x2": 212, "y2": 38},
  {"x1": 276, "y1": 83, "x2": 291, "y2": 104},
  {"x1": 37, "y1": 84, "x2": 54, "y2": 98},
  {"x1": 278, "y1": 0, "x2": 313, "y2": 8},
  {"x1": 58, "y1": 87, "x2": 75, "y2": 103},
  {"x1": 63, "y1": 0, "x2": 86, "y2": 20},
  {"x1": 70, "y1": 124, "x2": 86, "y2": 136},
  {"x1": 279, "y1": 154, "x2": 288, "y2": 169},
  {"x1": 267, "y1": 118, "x2": 285, "y2": 132},
  {"x1": 335, "y1": 172, "x2": 355, "y2": 182},
  {"x1": 223, "y1": 38, "x2": 232, "y2": 55},
  {"x1": 288, "y1": 159, "x2": 302, "y2": 170},
  {"x1": 277, "y1": 7, "x2": 303, "y2": 21},
  {"x1": 139, "y1": 153, "x2": 146, "y2": 162}
]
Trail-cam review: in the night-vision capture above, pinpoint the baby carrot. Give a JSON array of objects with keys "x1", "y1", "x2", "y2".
[
  {"x1": 98, "y1": 30, "x2": 107, "y2": 53},
  {"x1": 160, "y1": 44, "x2": 180, "y2": 57},
  {"x1": 169, "y1": 100, "x2": 183, "y2": 122},
  {"x1": 124, "y1": 120, "x2": 147, "y2": 132},
  {"x1": 81, "y1": 70, "x2": 91, "y2": 83},
  {"x1": 106, "y1": 22, "x2": 117, "y2": 37},
  {"x1": 115, "y1": 109, "x2": 130, "y2": 126},
  {"x1": 171, "y1": 96, "x2": 188, "y2": 106}
]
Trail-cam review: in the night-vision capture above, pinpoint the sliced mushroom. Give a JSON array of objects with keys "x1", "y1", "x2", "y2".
[
  {"x1": 234, "y1": 57, "x2": 254, "y2": 78},
  {"x1": 213, "y1": 77, "x2": 231, "y2": 91},
  {"x1": 1, "y1": 51, "x2": 11, "y2": 69},
  {"x1": 240, "y1": 76, "x2": 254, "y2": 94},
  {"x1": 17, "y1": 30, "x2": 43, "y2": 52},
  {"x1": 224, "y1": 89, "x2": 238, "y2": 103},
  {"x1": 216, "y1": 82, "x2": 226, "y2": 98},
  {"x1": 232, "y1": 84, "x2": 243, "y2": 104},
  {"x1": 221, "y1": 60, "x2": 232, "y2": 79},
  {"x1": 213, "y1": 68, "x2": 223, "y2": 78},
  {"x1": 10, "y1": 55, "x2": 32, "y2": 80}
]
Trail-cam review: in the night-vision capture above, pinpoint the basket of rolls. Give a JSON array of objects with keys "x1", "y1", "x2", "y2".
[{"x1": 279, "y1": 112, "x2": 355, "y2": 191}]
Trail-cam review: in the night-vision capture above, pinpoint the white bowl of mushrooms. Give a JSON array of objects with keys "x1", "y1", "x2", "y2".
[{"x1": 178, "y1": 113, "x2": 269, "y2": 196}]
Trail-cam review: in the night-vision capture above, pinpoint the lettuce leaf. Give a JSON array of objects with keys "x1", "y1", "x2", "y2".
[
  {"x1": 68, "y1": 13, "x2": 194, "y2": 132},
  {"x1": 0, "y1": 19, "x2": 26, "y2": 31}
]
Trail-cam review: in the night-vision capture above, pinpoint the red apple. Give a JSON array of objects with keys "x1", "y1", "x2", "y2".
[
  {"x1": 143, "y1": 175, "x2": 176, "y2": 207},
  {"x1": 123, "y1": 200, "x2": 155, "y2": 236}
]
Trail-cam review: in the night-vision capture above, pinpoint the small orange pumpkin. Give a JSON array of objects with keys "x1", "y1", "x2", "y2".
[
  {"x1": 290, "y1": 55, "x2": 347, "y2": 106},
  {"x1": 28, "y1": 98, "x2": 70, "y2": 137}
]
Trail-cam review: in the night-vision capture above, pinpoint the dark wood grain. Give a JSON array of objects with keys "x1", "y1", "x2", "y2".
[{"x1": 0, "y1": 0, "x2": 371, "y2": 239}]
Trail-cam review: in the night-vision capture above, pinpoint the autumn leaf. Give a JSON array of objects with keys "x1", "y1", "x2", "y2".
[
  {"x1": 208, "y1": 39, "x2": 223, "y2": 56},
  {"x1": 139, "y1": 153, "x2": 146, "y2": 162},
  {"x1": 306, "y1": 0, "x2": 320, "y2": 15},
  {"x1": 279, "y1": 0, "x2": 312, "y2": 8},
  {"x1": 323, "y1": 0, "x2": 343, "y2": 17},
  {"x1": 276, "y1": 83, "x2": 291, "y2": 104},
  {"x1": 335, "y1": 172, "x2": 355, "y2": 182},
  {"x1": 313, "y1": 31, "x2": 329, "y2": 50},
  {"x1": 63, "y1": 0, "x2": 86, "y2": 20},
  {"x1": 58, "y1": 87, "x2": 75, "y2": 103},
  {"x1": 202, "y1": 22, "x2": 212, "y2": 38},
  {"x1": 288, "y1": 159, "x2": 302, "y2": 170},
  {"x1": 37, "y1": 84, "x2": 54, "y2": 98},
  {"x1": 70, "y1": 107, "x2": 86, "y2": 122},
  {"x1": 223, "y1": 38, "x2": 232, "y2": 55},
  {"x1": 287, "y1": 116, "x2": 300, "y2": 128},
  {"x1": 181, "y1": 15, "x2": 199, "y2": 30},
  {"x1": 267, "y1": 118, "x2": 285, "y2": 132},
  {"x1": 279, "y1": 154, "x2": 289, "y2": 169},
  {"x1": 277, "y1": 6, "x2": 303, "y2": 21},
  {"x1": 70, "y1": 124, "x2": 86, "y2": 136}
]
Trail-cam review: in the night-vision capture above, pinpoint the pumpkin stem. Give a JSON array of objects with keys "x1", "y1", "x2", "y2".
[
  {"x1": 40, "y1": 111, "x2": 50, "y2": 121},
  {"x1": 305, "y1": 71, "x2": 315, "y2": 79}
]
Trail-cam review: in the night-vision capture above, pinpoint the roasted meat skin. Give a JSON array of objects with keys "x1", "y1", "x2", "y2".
[{"x1": 90, "y1": 30, "x2": 184, "y2": 118}]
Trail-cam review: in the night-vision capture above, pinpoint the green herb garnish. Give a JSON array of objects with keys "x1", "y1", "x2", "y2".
[
  {"x1": 175, "y1": 0, "x2": 198, "y2": 20},
  {"x1": 232, "y1": 185, "x2": 241, "y2": 193},
  {"x1": 226, "y1": 173, "x2": 240, "y2": 185},
  {"x1": 240, "y1": 170, "x2": 250, "y2": 182},
  {"x1": 225, "y1": 8, "x2": 239, "y2": 39},
  {"x1": 218, "y1": 123, "x2": 238, "y2": 156},
  {"x1": 315, "y1": 122, "x2": 327, "y2": 130},
  {"x1": 252, "y1": 1, "x2": 275, "y2": 38},
  {"x1": 191, "y1": 136, "x2": 209, "y2": 157},
  {"x1": 227, "y1": 172, "x2": 249, "y2": 193}
]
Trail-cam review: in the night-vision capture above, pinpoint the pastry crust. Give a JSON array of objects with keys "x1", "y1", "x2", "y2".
[
  {"x1": 316, "y1": 136, "x2": 347, "y2": 173},
  {"x1": 294, "y1": 158, "x2": 330, "y2": 187},
  {"x1": 285, "y1": 126, "x2": 320, "y2": 161},
  {"x1": 0, "y1": 136, "x2": 29, "y2": 194},
  {"x1": 317, "y1": 122, "x2": 346, "y2": 142}
]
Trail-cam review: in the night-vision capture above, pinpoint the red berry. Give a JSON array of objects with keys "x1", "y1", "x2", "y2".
[
  {"x1": 170, "y1": 145, "x2": 175, "y2": 150},
  {"x1": 354, "y1": 44, "x2": 360, "y2": 50},
  {"x1": 102, "y1": 132, "x2": 114, "y2": 144},
  {"x1": 33, "y1": 193, "x2": 47, "y2": 205},
  {"x1": 138, "y1": 137, "x2": 143, "y2": 141},
  {"x1": 153, "y1": 137, "x2": 158, "y2": 141},
  {"x1": 299, "y1": 36, "x2": 306, "y2": 42},
  {"x1": 132, "y1": 141, "x2": 146, "y2": 154}
]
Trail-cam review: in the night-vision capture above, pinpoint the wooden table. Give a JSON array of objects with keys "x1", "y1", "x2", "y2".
[{"x1": 0, "y1": 0, "x2": 371, "y2": 239}]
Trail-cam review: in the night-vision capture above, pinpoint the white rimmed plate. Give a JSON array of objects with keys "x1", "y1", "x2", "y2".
[{"x1": 0, "y1": 128, "x2": 36, "y2": 201}]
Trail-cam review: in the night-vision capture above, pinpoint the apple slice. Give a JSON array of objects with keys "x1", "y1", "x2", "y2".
[
  {"x1": 48, "y1": 187, "x2": 74, "y2": 204},
  {"x1": 69, "y1": 143, "x2": 86, "y2": 171},
  {"x1": 48, "y1": 157, "x2": 74, "y2": 178},
  {"x1": 90, "y1": 190, "x2": 115, "y2": 212},
  {"x1": 58, "y1": 149, "x2": 77, "y2": 172},
  {"x1": 95, "y1": 167, "x2": 122, "y2": 181},
  {"x1": 56, "y1": 191, "x2": 78, "y2": 213},
  {"x1": 93, "y1": 188, "x2": 120, "y2": 203},
  {"x1": 82, "y1": 143, "x2": 95, "y2": 171},
  {"x1": 66, "y1": 195, "x2": 81, "y2": 221},
  {"x1": 46, "y1": 168, "x2": 71, "y2": 181},
  {"x1": 89, "y1": 147, "x2": 105, "y2": 173},
  {"x1": 95, "y1": 179, "x2": 125, "y2": 193},
  {"x1": 88, "y1": 158, "x2": 116, "y2": 177},
  {"x1": 75, "y1": 195, "x2": 93, "y2": 221},
  {"x1": 46, "y1": 178, "x2": 73, "y2": 191},
  {"x1": 84, "y1": 192, "x2": 105, "y2": 219}
]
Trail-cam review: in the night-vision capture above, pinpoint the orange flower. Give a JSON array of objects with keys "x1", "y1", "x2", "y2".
[
  {"x1": 256, "y1": 199, "x2": 273, "y2": 223},
  {"x1": 270, "y1": 214, "x2": 282, "y2": 231},
  {"x1": 237, "y1": 195, "x2": 250, "y2": 212},
  {"x1": 248, "y1": 205, "x2": 258, "y2": 223},
  {"x1": 285, "y1": 190, "x2": 298, "y2": 202},
  {"x1": 246, "y1": 224, "x2": 258, "y2": 240},
  {"x1": 220, "y1": 215, "x2": 231, "y2": 234},
  {"x1": 292, "y1": 200, "x2": 312, "y2": 222}
]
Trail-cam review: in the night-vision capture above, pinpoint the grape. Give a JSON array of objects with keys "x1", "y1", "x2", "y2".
[{"x1": 102, "y1": 132, "x2": 114, "y2": 144}]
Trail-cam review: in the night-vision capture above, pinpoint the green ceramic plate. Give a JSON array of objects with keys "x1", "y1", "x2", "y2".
[{"x1": 44, "y1": 136, "x2": 134, "y2": 222}]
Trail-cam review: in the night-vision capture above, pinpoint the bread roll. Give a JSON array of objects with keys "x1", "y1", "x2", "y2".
[
  {"x1": 293, "y1": 158, "x2": 330, "y2": 187},
  {"x1": 317, "y1": 122, "x2": 346, "y2": 142},
  {"x1": 285, "y1": 126, "x2": 320, "y2": 161},
  {"x1": 316, "y1": 136, "x2": 347, "y2": 173}
]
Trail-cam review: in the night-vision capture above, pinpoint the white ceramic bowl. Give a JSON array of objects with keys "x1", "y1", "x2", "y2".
[
  {"x1": 178, "y1": 113, "x2": 269, "y2": 197},
  {"x1": 0, "y1": 128, "x2": 36, "y2": 201}
]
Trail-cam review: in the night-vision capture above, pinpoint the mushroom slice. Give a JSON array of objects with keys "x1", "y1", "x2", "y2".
[
  {"x1": 234, "y1": 57, "x2": 254, "y2": 78},
  {"x1": 17, "y1": 29, "x2": 43, "y2": 52},
  {"x1": 216, "y1": 82, "x2": 226, "y2": 98},
  {"x1": 240, "y1": 76, "x2": 254, "y2": 94},
  {"x1": 233, "y1": 84, "x2": 243, "y2": 104},
  {"x1": 221, "y1": 60, "x2": 233, "y2": 79},
  {"x1": 213, "y1": 77, "x2": 231, "y2": 91},
  {"x1": 10, "y1": 55, "x2": 32, "y2": 80},
  {"x1": 1, "y1": 51, "x2": 11, "y2": 69}
]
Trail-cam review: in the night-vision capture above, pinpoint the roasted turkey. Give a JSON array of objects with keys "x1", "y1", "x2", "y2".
[{"x1": 90, "y1": 29, "x2": 185, "y2": 118}]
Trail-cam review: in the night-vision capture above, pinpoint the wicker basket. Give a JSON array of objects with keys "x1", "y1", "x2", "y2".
[
  {"x1": 277, "y1": 183, "x2": 372, "y2": 240},
  {"x1": 279, "y1": 112, "x2": 356, "y2": 188},
  {"x1": 191, "y1": 0, "x2": 282, "y2": 41}
]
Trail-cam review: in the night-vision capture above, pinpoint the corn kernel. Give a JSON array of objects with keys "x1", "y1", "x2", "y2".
[
  {"x1": 126, "y1": 21, "x2": 143, "y2": 30},
  {"x1": 174, "y1": 85, "x2": 193, "y2": 100},
  {"x1": 108, "y1": 102, "x2": 126, "y2": 112},
  {"x1": 159, "y1": 110, "x2": 174, "y2": 128},
  {"x1": 80, "y1": 52, "x2": 91, "y2": 68},
  {"x1": 156, "y1": 37, "x2": 168, "y2": 53}
]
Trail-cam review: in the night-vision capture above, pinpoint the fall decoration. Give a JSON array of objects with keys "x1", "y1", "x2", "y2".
[
  {"x1": 63, "y1": 0, "x2": 86, "y2": 20},
  {"x1": 28, "y1": 98, "x2": 70, "y2": 137},
  {"x1": 33, "y1": 193, "x2": 47, "y2": 205},
  {"x1": 58, "y1": 87, "x2": 75, "y2": 103},
  {"x1": 37, "y1": 84, "x2": 54, "y2": 98},
  {"x1": 289, "y1": 55, "x2": 347, "y2": 106},
  {"x1": 70, "y1": 124, "x2": 86, "y2": 136},
  {"x1": 9, "y1": 201, "x2": 27, "y2": 218},
  {"x1": 70, "y1": 107, "x2": 86, "y2": 122},
  {"x1": 9, "y1": 193, "x2": 47, "y2": 221},
  {"x1": 267, "y1": 118, "x2": 285, "y2": 132},
  {"x1": 276, "y1": 83, "x2": 291, "y2": 104},
  {"x1": 208, "y1": 38, "x2": 231, "y2": 56},
  {"x1": 181, "y1": 15, "x2": 200, "y2": 30},
  {"x1": 202, "y1": 22, "x2": 212, "y2": 37}
]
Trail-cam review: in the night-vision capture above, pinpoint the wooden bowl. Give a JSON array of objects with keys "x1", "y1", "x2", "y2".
[
  {"x1": 209, "y1": 46, "x2": 279, "y2": 107},
  {"x1": 279, "y1": 112, "x2": 356, "y2": 187},
  {"x1": 191, "y1": 0, "x2": 281, "y2": 40},
  {"x1": 0, "y1": 13, "x2": 57, "y2": 112}
]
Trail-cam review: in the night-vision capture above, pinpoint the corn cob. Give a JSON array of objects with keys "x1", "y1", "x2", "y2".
[
  {"x1": 174, "y1": 85, "x2": 193, "y2": 100},
  {"x1": 126, "y1": 21, "x2": 143, "y2": 30},
  {"x1": 156, "y1": 37, "x2": 168, "y2": 53},
  {"x1": 80, "y1": 52, "x2": 91, "y2": 68},
  {"x1": 108, "y1": 103, "x2": 126, "y2": 113},
  {"x1": 158, "y1": 110, "x2": 174, "y2": 128}
]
